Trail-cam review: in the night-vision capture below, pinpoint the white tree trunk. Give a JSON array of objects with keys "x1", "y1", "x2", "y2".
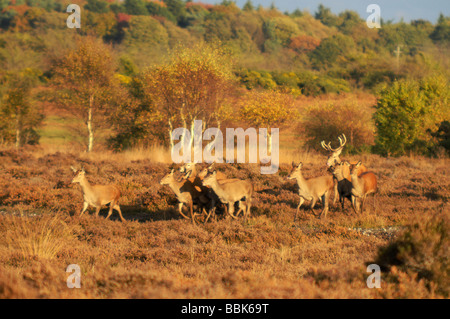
[
  {"x1": 15, "y1": 117, "x2": 20, "y2": 150},
  {"x1": 168, "y1": 119, "x2": 174, "y2": 153},
  {"x1": 87, "y1": 95, "x2": 94, "y2": 153}
]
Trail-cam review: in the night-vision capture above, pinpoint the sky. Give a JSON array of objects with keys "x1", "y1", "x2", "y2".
[{"x1": 207, "y1": 0, "x2": 450, "y2": 23}]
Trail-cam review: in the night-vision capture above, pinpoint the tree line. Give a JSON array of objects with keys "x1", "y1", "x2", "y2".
[{"x1": 0, "y1": 0, "x2": 448, "y2": 156}]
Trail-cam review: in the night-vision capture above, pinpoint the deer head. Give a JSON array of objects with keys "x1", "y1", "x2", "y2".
[{"x1": 320, "y1": 134, "x2": 347, "y2": 168}]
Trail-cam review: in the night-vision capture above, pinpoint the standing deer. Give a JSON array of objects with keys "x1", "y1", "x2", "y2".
[
  {"x1": 71, "y1": 166, "x2": 125, "y2": 222},
  {"x1": 179, "y1": 162, "x2": 235, "y2": 222},
  {"x1": 330, "y1": 162, "x2": 353, "y2": 210},
  {"x1": 349, "y1": 161, "x2": 377, "y2": 214},
  {"x1": 160, "y1": 169, "x2": 208, "y2": 225},
  {"x1": 321, "y1": 134, "x2": 368, "y2": 205},
  {"x1": 202, "y1": 171, "x2": 253, "y2": 222},
  {"x1": 320, "y1": 134, "x2": 368, "y2": 179},
  {"x1": 288, "y1": 162, "x2": 334, "y2": 220}
]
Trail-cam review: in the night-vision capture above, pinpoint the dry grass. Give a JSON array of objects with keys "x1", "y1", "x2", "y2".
[{"x1": 0, "y1": 147, "x2": 448, "y2": 298}]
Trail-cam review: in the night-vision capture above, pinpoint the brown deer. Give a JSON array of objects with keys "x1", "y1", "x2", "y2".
[
  {"x1": 181, "y1": 162, "x2": 239, "y2": 222},
  {"x1": 202, "y1": 171, "x2": 253, "y2": 222},
  {"x1": 321, "y1": 134, "x2": 368, "y2": 179},
  {"x1": 288, "y1": 162, "x2": 334, "y2": 220},
  {"x1": 349, "y1": 161, "x2": 378, "y2": 214},
  {"x1": 71, "y1": 167, "x2": 125, "y2": 222},
  {"x1": 330, "y1": 162, "x2": 353, "y2": 210},
  {"x1": 160, "y1": 169, "x2": 208, "y2": 225},
  {"x1": 196, "y1": 163, "x2": 228, "y2": 180}
]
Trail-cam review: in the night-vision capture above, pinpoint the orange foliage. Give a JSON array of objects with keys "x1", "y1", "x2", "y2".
[{"x1": 289, "y1": 35, "x2": 321, "y2": 53}]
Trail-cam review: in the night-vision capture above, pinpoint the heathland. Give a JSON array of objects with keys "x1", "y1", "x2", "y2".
[{"x1": 0, "y1": 0, "x2": 449, "y2": 299}]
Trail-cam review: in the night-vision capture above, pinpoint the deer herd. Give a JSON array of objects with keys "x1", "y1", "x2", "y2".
[{"x1": 70, "y1": 134, "x2": 378, "y2": 224}]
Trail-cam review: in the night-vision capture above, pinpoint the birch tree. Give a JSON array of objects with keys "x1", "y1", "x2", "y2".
[
  {"x1": 141, "y1": 42, "x2": 235, "y2": 155},
  {"x1": 0, "y1": 73, "x2": 43, "y2": 149},
  {"x1": 50, "y1": 37, "x2": 120, "y2": 152}
]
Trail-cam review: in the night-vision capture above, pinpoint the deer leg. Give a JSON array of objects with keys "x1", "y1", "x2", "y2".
[
  {"x1": 361, "y1": 195, "x2": 367, "y2": 214},
  {"x1": 228, "y1": 203, "x2": 239, "y2": 219},
  {"x1": 189, "y1": 202, "x2": 196, "y2": 225},
  {"x1": 95, "y1": 206, "x2": 101, "y2": 217},
  {"x1": 114, "y1": 204, "x2": 125, "y2": 222},
  {"x1": 178, "y1": 203, "x2": 190, "y2": 220},
  {"x1": 319, "y1": 193, "x2": 329, "y2": 219},
  {"x1": 351, "y1": 195, "x2": 358, "y2": 214},
  {"x1": 80, "y1": 202, "x2": 89, "y2": 216},
  {"x1": 246, "y1": 200, "x2": 252, "y2": 222},
  {"x1": 106, "y1": 201, "x2": 114, "y2": 219},
  {"x1": 294, "y1": 197, "x2": 305, "y2": 221},
  {"x1": 333, "y1": 182, "x2": 338, "y2": 206},
  {"x1": 309, "y1": 197, "x2": 317, "y2": 217}
]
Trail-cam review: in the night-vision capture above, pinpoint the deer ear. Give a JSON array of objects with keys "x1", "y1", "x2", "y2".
[
  {"x1": 70, "y1": 166, "x2": 77, "y2": 173},
  {"x1": 344, "y1": 161, "x2": 350, "y2": 166},
  {"x1": 356, "y1": 161, "x2": 362, "y2": 167},
  {"x1": 291, "y1": 161, "x2": 296, "y2": 167},
  {"x1": 298, "y1": 162, "x2": 303, "y2": 169}
]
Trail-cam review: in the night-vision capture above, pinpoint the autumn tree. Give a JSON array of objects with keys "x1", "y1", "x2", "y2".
[
  {"x1": 289, "y1": 35, "x2": 321, "y2": 54},
  {"x1": 239, "y1": 90, "x2": 295, "y2": 153},
  {"x1": 50, "y1": 37, "x2": 122, "y2": 152},
  {"x1": 140, "y1": 42, "x2": 235, "y2": 152},
  {"x1": 0, "y1": 72, "x2": 43, "y2": 149}
]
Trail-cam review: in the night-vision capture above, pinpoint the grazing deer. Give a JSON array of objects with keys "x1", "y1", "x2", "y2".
[
  {"x1": 202, "y1": 171, "x2": 253, "y2": 222},
  {"x1": 330, "y1": 162, "x2": 353, "y2": 210},
  {"x1": 70, "y1": 167, "x2": 125, "y2": 222},
  {"x1": 321, "y1": 134, "x2": 367, "y2": 179},
  {"x1": 349, "y1": 161, "x2": 377, "y2": 214},
  {"x1": 160, "y1": 169, "x2": 208, "y2": 225},
  {"x1": 288, "y1": 162, "x2": 334, "y2": 220}
]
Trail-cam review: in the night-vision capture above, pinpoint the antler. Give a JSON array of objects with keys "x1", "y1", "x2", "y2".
[
  {"x1": 320, "y1": 141, "x2": 331, "y2": 151},
  {"x1": 321, "y1": 134, "x2": 347, "y2": 153}
]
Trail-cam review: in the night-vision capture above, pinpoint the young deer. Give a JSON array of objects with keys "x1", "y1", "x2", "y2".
[
  {"x1": 202, "y1": 171, "x2": 253, "y2": 222},
  {"x1": 179, "y1": 162, "x2": 235, "y2": 222},
  {"x1": 160, "y1": 169, "x2": 208, "y2": 225},
  {"x1": 349, "y1": 161, "x2": 377, "y2": 214},
  {"x1": 71, "y1": 167, "x2": 125, "y2": 222},
  {"x1": 196, "y1": 163, "x2": 228, "y2": 181},
  {"x1": 331, "y1": 162, "x2": 353, "y2": 210},
  {"x1": 288, "y1": 162, "x2": 334, "y2": 220}
]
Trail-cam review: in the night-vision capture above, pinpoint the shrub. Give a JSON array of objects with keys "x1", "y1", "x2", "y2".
[
  {"x1": 373, "y1": 77, "x2": 449, "y2": 156},
  {"x1": 374, "y1": 210, "x2": 449, "y2": 297},
  {"x1": 301, "y1": 100, "x2": 374, "y2": 152}
]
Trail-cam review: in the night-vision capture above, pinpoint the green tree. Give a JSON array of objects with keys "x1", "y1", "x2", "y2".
[
  {"x1": 163, "y1": 0, "x2": 186, "y2": 26},
  {"x1": 84, "y1": 0, "x2": 110, "y2": 13},
  {"x1": 373, "y1": 80, "x2": 431, "y2": 156},
  {"x1": 315, "y1": 4, "x2": 339, "y2": 27},
  {"x1": 124, "y1": 0, "x2": 149, "y2": 15},
  {"x1": 430, "y1": 14, "x2": 450, "y2": 44},
  {"x1": 242, "y1": 0, "x2": 254, "y2": 12}
]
